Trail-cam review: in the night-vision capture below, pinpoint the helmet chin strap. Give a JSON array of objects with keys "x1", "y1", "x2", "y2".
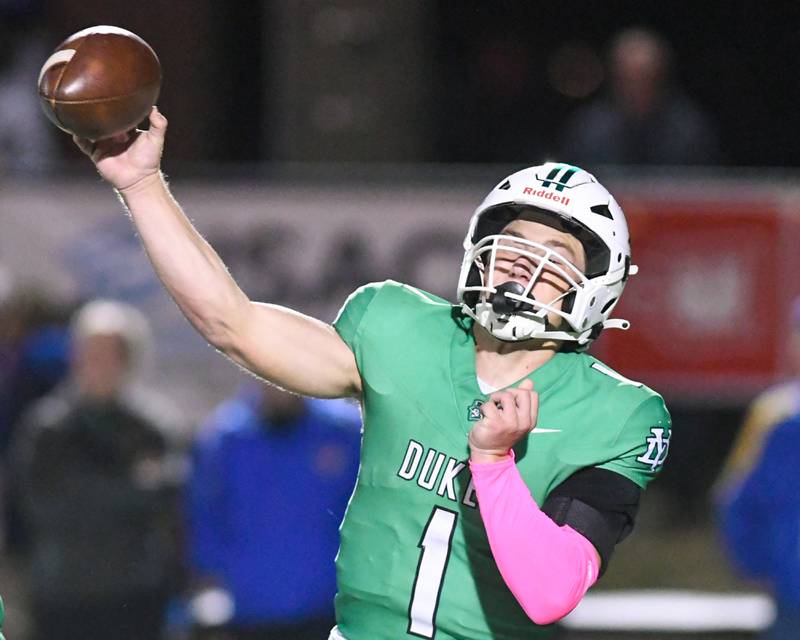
[
  {"x1": 463, "y1": 272, "x2": 632, "y2": 344},
  {"x1": 465, "y1": 297, "x2": 630, "y2": 345},
  {"x1": 469, "y1": 300, "x2": 563, "y2": 342}
]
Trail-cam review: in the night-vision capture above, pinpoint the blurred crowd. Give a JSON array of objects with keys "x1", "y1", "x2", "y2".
[
  {"x1": 0, "y1": 281, "x2": 362, "y2": 640},
  {"x1": 3, "y1": 5, "x2": 724, "y2": 174}
]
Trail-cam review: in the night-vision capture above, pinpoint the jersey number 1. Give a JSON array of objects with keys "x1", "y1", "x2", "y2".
[{"x1": 408, "y1": 506, "x2": 458, "y2": 638}]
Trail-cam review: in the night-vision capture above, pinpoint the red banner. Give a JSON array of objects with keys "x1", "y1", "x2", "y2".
[{"x1": 593, "y1": 193, "x2": 800, "y2": 399}]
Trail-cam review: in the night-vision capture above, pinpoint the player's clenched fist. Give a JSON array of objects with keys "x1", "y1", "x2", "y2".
[{"x1": 468, "y1": 378, "x2": 539, "y2": 464}]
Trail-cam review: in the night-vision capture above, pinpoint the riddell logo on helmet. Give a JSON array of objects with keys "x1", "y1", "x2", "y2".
[{"x1": 522, "y1": 187, "x2": 570, "y2": 206}]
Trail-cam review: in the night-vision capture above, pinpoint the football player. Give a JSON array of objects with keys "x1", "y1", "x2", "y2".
[{"x1": 74, "y1": 108, "x2": 670, "y2": 640}]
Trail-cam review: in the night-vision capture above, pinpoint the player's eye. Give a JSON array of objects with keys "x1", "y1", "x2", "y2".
[{"x1": 543, "y1": 243, "x2": 575, "y2": 264}]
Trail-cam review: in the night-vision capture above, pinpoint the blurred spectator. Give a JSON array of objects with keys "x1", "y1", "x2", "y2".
[
  {"x1": 560, "y1": 27, "x2": 720, "y2": 166},
  {"x1": 714, "y1": 297, "x2": 800, "y2": 495},
  {"x1": 716, "y1": 298, "x2": 800, "y2": 639},
  {"x1": 0, "y1": 278, "x2": 72, "y2": 553},
  {"x1": 186, "y1": 383, "x2": 361, "y2": 640},
  {"x1": 0, "y1": 282, "x2": 71, "y2": 457},
  {"x1": 12, "y1": 299, "x2": 188, "y2": 640},
  {"x1": 717, "y1": 412, "x2": 800, "y2": 639},
  {"x1": 0, "y1": 6, "x2": 57, "y2": 174}
]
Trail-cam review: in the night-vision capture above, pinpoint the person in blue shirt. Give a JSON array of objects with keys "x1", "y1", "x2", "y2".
[
  {"x1": 718, "y1": 412, "x2": 800, "y2": 640},
  {"x1": 186, "y1": 382, "x2": 361, "y2": 640},
  {"x1": 714, "y1": 298, "x2": 800, "y2": 497}
]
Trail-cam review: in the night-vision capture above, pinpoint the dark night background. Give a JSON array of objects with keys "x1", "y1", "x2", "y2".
[{"x1": 6, "y1": 0, "x2": 799, "y2": 167}]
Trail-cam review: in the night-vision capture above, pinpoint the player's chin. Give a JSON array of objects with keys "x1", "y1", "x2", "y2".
[{"x1": 546, "y1": 315, "x2": 565, "y2": 332}]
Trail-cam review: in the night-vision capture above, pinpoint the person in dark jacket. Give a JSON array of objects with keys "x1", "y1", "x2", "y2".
[
  {"x1": 13, "y1": 299, "x2": 187, "y2": 640},
  {"x1": 186, "y1": 382, "x2": 361, "y2": 640},
  {"x1": 560, "y1": 28, "x2": 719, "y2": 166},
  {"x1": 718, "y1": 412, "x2": 800, "y2": 639}
]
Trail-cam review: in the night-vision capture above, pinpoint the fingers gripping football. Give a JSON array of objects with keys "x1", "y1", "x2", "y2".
[
  {"x1": 72, "y1": 106, "x2": 168, "y2": 191},
  {"x1": 468, "y1": 378, "x2": 539, "y2": 463}
]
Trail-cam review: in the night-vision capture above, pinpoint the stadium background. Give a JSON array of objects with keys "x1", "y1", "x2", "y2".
[{"x1": 2, "y1": 0, "x2": 800, "y2": 638}]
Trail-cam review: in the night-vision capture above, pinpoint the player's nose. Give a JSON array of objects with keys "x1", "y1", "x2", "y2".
[{"x1": 509, "y1": 259, "x2": 535, "y2": 285}]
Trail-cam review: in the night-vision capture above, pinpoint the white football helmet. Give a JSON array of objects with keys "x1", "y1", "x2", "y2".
[{"x1": 456, "y1": 162, "x2": 637, "y2": 347}]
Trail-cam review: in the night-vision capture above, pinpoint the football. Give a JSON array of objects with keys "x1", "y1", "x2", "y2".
[{"x1": 38, "y1": 25, "x2": 161, "y2": 140}]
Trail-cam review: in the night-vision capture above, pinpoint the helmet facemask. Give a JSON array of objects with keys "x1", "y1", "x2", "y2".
[{"x1": 462, "y1": 231, "x2": 590, "y2": 342}]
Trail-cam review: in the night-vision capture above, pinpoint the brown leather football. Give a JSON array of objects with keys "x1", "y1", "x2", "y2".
[{"x1": 38, "y1": 26, "x2": 161, "y2": 140}]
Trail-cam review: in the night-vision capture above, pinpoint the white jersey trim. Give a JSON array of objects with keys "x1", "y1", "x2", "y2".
[
  {"x1": 590, "y1": 362, "x2": 643, "y2": 387},
  {"x1": 328, "y1": 626, "x2": 348, "y2": 640},
  {"x1": 476, "y1": 376, "x2": 499, "y2": 394},
  {"x1": 402, "y1": 283, "x2": 452, "y2": 307}
]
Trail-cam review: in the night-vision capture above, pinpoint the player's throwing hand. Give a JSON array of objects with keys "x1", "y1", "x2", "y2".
[
  {"x1": 72, "y1": 106, "x2": 167, "y2": 192},
  {"x1": 468, "y1": 379, "x2": 539, "y2": 463}
]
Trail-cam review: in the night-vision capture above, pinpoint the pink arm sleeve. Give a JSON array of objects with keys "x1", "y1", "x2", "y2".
[{"x1": 469, "y1": 453, "x2": 600, "y2": 625}]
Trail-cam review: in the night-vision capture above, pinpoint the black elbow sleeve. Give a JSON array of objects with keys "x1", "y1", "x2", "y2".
[{"x1": 542, "y1": 467, "x2": 641, "y2": 576}]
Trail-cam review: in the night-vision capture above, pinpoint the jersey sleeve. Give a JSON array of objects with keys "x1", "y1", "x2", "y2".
[
  {"x1": 332, "y1": 282, "x2": 385, "y2": 351},
  {"x1": 596, "y1": 394, "x2": 672, "y2": 489}
]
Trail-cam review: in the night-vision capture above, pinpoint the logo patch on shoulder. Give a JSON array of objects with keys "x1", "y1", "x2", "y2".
[
  {"x1": 636, "y1": 427, "x2": 670, "y2": 471},
  {"x1": 467, "y1": 399, "x2": 484, "y2": 421}
]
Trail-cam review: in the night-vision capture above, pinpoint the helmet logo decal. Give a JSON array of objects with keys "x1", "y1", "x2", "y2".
[
  {"x1": 590, "y1": 204, "x2": 614, "y2": 219},
  {"x1": 540, "y1": 166, "x2": 578, "y2": 192},
  {"x1": 522, "y1": 187, "x2": 570, "y2": 206}
]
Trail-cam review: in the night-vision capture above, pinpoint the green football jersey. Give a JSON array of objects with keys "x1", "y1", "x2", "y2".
[{"x1": 333, "y1": 281, "x2": 671, "y2": 640}]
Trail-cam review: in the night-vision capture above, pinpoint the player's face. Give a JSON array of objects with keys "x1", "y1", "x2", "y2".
[{"x1": 491, "y1": 219, "x2": 586, "y2": 318}]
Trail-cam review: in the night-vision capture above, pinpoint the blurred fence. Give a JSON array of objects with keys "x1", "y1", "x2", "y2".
[
  {"x1": 2, "y1": 168, "x2": 799, "y2": 420},
  {"x1": 560, "y1": 589, "x2": 772, "y2": 638}
]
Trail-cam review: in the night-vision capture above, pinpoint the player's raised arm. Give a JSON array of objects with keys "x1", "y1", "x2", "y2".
[{"x1": 73, "y1": 108, "x2": 361, "y2": 399}]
